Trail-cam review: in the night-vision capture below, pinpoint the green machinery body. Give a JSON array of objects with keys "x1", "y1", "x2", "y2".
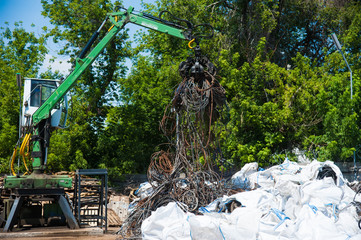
[{"x1": 4, "y1": 174, "x2": 72, "y2": 189}]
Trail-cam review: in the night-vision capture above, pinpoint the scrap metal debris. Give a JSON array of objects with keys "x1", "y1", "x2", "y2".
[
  {"x1": 141, "y1": 159, "x2": 361, "y2": 240},
  {"x1": 118, "y1": 54, "x2": 227, "y2": 238}
]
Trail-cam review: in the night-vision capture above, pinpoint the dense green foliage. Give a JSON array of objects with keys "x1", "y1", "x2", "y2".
[{"x1": 1, "y1": 0, "x2": 361, "y2": 176}]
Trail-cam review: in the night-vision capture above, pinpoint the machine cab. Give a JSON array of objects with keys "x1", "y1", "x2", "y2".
[{"x1": 22, "y1": 78, "x2": 68, "y2": 128}]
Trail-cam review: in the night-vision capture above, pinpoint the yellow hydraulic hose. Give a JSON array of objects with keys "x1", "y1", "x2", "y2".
[
  {"x1": 19, "y1": 133, "x2": 31, "y2": 175},
  {"x1": 10, "y1": 147, "x2": 17, "y2": 176},
  {"x1": 188, "y1": 38, "x2": 196, "y2": 49},
  {"x1": 108, "y1": 16, "x2": 118, "y2": 32}
]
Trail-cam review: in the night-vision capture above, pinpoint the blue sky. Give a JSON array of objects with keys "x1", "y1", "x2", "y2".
[
  {"x1": 0, "y1": 0, "x2": 45, "y2": 31},
  {"x1": 0, "y1": 0, "x2": 154, "y2": 75}
]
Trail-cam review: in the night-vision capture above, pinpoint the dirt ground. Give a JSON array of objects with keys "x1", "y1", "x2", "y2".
[
  {"x1": 11, "y1": 236, "x2": 119, "y2": 240},
  {"x1": 0, "y1": 227, "x2": 122, "y2": 240}
]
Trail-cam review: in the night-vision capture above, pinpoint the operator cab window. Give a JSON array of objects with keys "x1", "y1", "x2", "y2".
[{"x1": 30, "y1": 80, "x2": 58, "y2": 107}]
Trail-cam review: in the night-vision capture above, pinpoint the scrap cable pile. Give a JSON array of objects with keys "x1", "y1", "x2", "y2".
[{"x1": 118, "y1": 51, "x2": 227, "y2": 238}]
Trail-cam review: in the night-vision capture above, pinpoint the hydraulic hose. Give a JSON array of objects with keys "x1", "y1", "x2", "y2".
[
  {"x1": 19, "y1": 133, "x2": 31, "y2": 175},
  {"x1": 10, "y1": 133, "x2": 31, "y2": 176},
  {"x1": 10, "y1": 147, "x2": 17, "y2": 176}
]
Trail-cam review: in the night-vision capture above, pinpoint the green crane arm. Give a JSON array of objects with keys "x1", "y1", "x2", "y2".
[
  {"x1": 32, "y1": 6, "x2": 191, "y2": 125},
  {"x1": 29, "y1": 6, "x2": 196, "y2": 172}
]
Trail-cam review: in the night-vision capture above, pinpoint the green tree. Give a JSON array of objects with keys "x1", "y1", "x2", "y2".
[{"x1": 123, "y1": 0, "x2": 361, "y2": 169}]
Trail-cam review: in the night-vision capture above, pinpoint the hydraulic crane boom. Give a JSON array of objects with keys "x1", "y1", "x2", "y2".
[
  {"x1": 28, "y1": 6, "x2": 198, "y2": 174},
  {"x1": 33, "y1": 6, "x2": 191, "y2": 125}
]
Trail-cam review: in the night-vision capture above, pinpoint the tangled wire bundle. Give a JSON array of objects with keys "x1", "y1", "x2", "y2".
[{"x1": 118, "y1": 58, "x2": 227, "y2": 238}]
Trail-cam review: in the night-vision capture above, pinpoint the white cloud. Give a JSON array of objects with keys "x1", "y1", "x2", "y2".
[{"x1": 40, "y1": 54, "x2": 72, "y2": 75}]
